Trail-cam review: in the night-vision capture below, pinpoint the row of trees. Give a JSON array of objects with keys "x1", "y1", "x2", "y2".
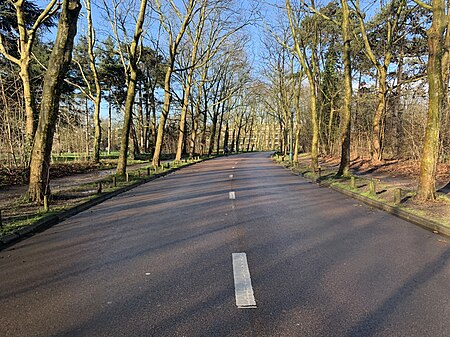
[
  {"x1": 260, "y1": 0, "x2": 449, "y2": 201},
  {"x1": 2, "y1": 0, "x2": 447, "y2": 203},
  {"x1": 0, "y1": 0, "x2": 269, "y2": 202}
]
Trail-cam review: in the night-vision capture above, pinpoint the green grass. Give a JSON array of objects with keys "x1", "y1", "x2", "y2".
[
  {"x1": 273, "y1": 154, "x2": 450, "y2": 230},
  {"x1": 0, "y1": 156, "x2": 212, "y2": 237}
]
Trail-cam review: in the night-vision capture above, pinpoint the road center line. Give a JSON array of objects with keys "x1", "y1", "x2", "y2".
[
  {"x1": 232, "y1": 253, "x2": 257, "y2": 308},
  {"x1": 229, "y1": 174, "x2": 234, "y2": 179},
  {"x1": 229, "y1": 191, "x2": 236, "y2": 199}
]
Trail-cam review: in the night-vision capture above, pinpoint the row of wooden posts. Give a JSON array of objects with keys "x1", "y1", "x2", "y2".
[
  {"x1": 94, "y1": 160, "x2": 193, "y2": 199},
  {"x1": 0, "y1": 159, "x2": 200, "y2": 225},
  {"x1": 284, "y1": 157, "x2": 404, "y2": 206},
  {"x1": 313, "y1": 168, "x2": 403, "y2": 205}
]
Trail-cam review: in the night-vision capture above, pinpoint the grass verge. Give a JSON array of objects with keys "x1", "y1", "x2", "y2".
[
  {"x1": 273, "y1": 154, "x2": 450, "y2": 235},
  {"x1": 0, "y1": 155, "x2": 215, "y2": 243}
]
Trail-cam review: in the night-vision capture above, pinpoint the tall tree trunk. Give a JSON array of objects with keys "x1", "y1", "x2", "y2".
[
  {"x1": 224, "y1": 122, "x2": 229, "y2": 150},
  {"x1": 153, "y1": 0, "x2": 196, "y2": 165},
  {"x1": 175, "y1": 81, "x2": 189, "y2": 161},
  {"x1": 153, "y1": 65, "x2": 173, "y2": 166},
  {"x1": 189, "y1": 88, "x2": 203, "y2": 156},
  {"x1": 246, "y1": 118, "x2": 254, "y2": 152},
  {"x1": 310, "y1": 91, "x2": 319, "y2": 170},
  {"x1": 230, "y1": 127, "x2": 236, "y2": 153},
  {"x1": 19, "y1": 62, "x2": 35, "y2": 158},
  {"x1": 395, "y1": 53, "x2": 404, "y2": 158},
  {"x1": 107, "y1": 97, "x2": 112, "y2": 154},
  {"x1": 337, "y1": 0, "x2": 352, "y2": 177},
  {"x1": 116, "y1": 0, "x2": 147, "y2": 175},
  {"x1": 370, "y1": 67, "x2": 387, "y2": 163},
  {"x1": 85, "y1": 0, "x2": 102, "y2": 163},
  {"x1": 28, "y1": 0, "x2": 81, "y2": 202},
  {"x1": 216, "y1": 102, "x2": 225, "y2": 154},
  {"x1": 417, "y1": 0, "x2": 446, "y2": 201},
  {"x1": 85, "y1": 97, "x2": 89, "y2": 155},
  {"x1": 151, "y1": 91, "x2": 157, "y2": 156},
  {"x1": 200, "y1": 111, "x2": 208, "y2": 155}
]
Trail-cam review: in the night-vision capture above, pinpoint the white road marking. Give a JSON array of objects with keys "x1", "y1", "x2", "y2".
[
  {"x1": 229, "y1": 191, "x2": 236, "y2": 199},
  {"x1": 232, "y1": 166, "x2": 235, "y2": 169},
  {"x1": 232, "y1": 253, "x2": 257, "y2": 308},
  {"x1": 229, "y1": 174, "x2": 234, "y2": 179}
]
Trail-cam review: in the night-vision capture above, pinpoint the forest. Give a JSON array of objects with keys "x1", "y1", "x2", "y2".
[{"x1": 0, "y1": 0, "x2": 449, "y2": 204}]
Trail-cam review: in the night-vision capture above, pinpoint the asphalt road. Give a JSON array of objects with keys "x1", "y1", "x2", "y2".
[{"x1": 1, "y1": 152, "x2": 450, "y2": 337}]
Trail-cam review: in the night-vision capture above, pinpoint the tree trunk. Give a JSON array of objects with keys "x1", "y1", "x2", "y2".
[
  {"x1": 117, "y1": 0, "x2": 147, "y2": 175},
  {"x1": 28, "y1": 0, "x2": 81, "y2": 202},
  {"x1": 337, "y1": 0, "x2": 352, "y2": 177},
  {"x1": 310, "y1": 91, "x2": 319, "y2": 170},
  {"x1": 153, "y1": 65, "x2": 173, "y2": 166},
  {"x1": 175, "y1": 77, "x2": 191, "y2": 161},
  {"x1": 189, "y1": 88, "x2": 203, "y2": 156},
  {"x1": 370, "y1": 67, "x2": 387, "y2": 163},
  {"x1": 85, "y1": 0, "x2": 102, "y2": 163},
  {"x1": 417, "y1": 0, "x2": 446, "y2": 201},
  {"x1": 85, "y1": 97, "x2": 89, "y2": 155},
  {"x1": 395, "y1": 53, "x2": 404, "y2": 158},
  {"x1": 107, "y1": 97, "x2": 112, "y2": 154},
  {"x1": 216, "y1": 102, "x2": 225, "y2": 154},
  {"x1": 19, "y1": 62, "x2": 35, "y2": 158}
]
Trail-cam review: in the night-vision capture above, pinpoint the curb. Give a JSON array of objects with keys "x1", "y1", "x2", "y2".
[
  {"x1": 328, "y1": 184, "x2": 450, "y2": 236},
  {"x1": 277, "y1": 160, "x2": 450, "y2": 237},
  {"x1": 0, "y1": 161, "x2": 198, "y2": 250}
]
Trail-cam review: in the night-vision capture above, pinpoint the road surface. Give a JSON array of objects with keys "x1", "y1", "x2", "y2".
[{"x1": 1, "y1": 152, "x2": 450, "y2": 336}]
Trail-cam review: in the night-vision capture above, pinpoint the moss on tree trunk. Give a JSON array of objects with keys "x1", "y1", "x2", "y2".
[{"x1": 28, "y1": 0, "x2": 81, "y2": 202}]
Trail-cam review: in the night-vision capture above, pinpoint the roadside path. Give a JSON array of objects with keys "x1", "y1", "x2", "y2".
[{"x1": 0, "y1": 162, "x2": 153, "y2": 208}]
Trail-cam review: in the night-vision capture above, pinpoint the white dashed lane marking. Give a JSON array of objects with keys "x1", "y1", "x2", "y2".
[
  {"x1": 232, "y1": 253, "x2": 257, "y2": 308},
  {"x1": 229, "y1": 191, "x2": 236, "y2": 199}
]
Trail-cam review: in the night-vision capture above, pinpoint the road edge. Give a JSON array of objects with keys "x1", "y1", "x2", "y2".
[
  {"x1": 278, "y1": 160, "x2": 450, "y2": 237},
  {"x1": 0, "y1": 162, "x2": 197, "y2": 250}
]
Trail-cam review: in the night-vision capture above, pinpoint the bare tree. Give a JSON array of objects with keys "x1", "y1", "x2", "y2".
[
  {"x1": 28, "y1": 0, "x2": 82, "y2": 202},
  {"x1": 152, "y1": 0, "x2": 199, "y2": 167},
  {"x1": 0, "y1": 0, "x2": 59, "y2": 160}
]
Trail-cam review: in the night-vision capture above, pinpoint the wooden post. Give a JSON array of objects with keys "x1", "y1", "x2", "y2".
[
  {"x1": 0, "y1": 209, "x2": 3, "y2": 228},
  {"x1": 126, "y1": 172, "x2": 129, "y2": 182},
  {"x1": 369, "y1": 179, "x2": 376, "y2": 195},
  {"x1": 318, "y1": 167, "x2": 321, "y2": 177},
  {"x1": 351, "y1": 176, "x2": 356, "y2": 189},
  {"x1": 394, "y1": 188, "x2": 402, "y2": 204},
  {"x1": 97, "y1": 182, "x2": 102, "y2": 194},
  {"x1": 138, "y1": 170, "x2": 141, "y2": 177},
  {"x1": 147, "y1": 167, "x2": 150, "y2": 176},
  {"x1": 43, "y1": 195, "x2": 49, "y2": 212},
  {"x1": 113, "y1": 176, "x2": 117, "y2": 187}
]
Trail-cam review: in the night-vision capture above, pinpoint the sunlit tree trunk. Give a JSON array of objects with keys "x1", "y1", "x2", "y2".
[
  {"x1": 28, "y1": 0, "x2": 81, "y2": 202},
  {"x1": 85, "y1": 0, "x2": 102, "y2": 163},
  {"x1": 117, "y1": 0, "x2": 147, "y2": 175},
  {"x1": 0, "y1": 0, "x2": 59, "y2": 161},
  {"x1": 370, "y1": 68, "x2": 387, "y2": 163},
  {"x1": 152, "y1": 0, "x2": 197, "y2": 166},
  {"x1": 416, "y1": 0, "x2": 446, "y2": 201},
  {"x1": 286, "y1": 0, "x2": 319, "y2": 170}
]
